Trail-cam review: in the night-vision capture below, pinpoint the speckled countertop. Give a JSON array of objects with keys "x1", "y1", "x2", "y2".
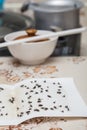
[{"x1": 0, "y1": 56, "x2": 87, "y2": 130}]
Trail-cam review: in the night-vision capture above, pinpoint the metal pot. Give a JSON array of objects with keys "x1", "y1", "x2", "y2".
[{"x1": 21, "y1": 0, "x2": 84, "y2": 30}]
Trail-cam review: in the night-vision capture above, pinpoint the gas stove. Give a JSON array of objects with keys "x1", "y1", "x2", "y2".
[{"x1": 52, "y1": 34, "x2": 81, "y2": 56}]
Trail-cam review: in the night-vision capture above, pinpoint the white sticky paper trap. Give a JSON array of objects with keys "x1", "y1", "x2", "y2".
[{"x1": 0, "y1": 78, "x2": 87, "y2": 125}]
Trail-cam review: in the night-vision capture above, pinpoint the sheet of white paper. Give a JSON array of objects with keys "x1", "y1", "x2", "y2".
[{"x1": 0, "y1": 78, "x2": 87, "y2": 125}]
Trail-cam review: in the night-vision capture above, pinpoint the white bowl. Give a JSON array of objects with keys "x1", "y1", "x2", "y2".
[{"x1": 5, "y1": 30, "x2": 58, "y2": 65}]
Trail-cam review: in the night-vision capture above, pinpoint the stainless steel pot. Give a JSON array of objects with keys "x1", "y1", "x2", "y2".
[{"x1": 21, "y1": 0, "x2": 84, "y2": 30}]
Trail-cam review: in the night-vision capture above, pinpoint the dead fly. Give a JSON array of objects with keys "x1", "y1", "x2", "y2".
[{"x1": 9, "y1": 97, "x2": 15, "y2": 104}]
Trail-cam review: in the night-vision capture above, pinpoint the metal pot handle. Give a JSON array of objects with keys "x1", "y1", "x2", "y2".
[
  {"x1": 21, "y1": 1, "x2": 39, "y2": 12},
  {"x1": 21, "y1": 0, "x2": 30, "y2": 12},
  {"x1": 49, "y1": 25, "x2": 62, "y2": 32}
]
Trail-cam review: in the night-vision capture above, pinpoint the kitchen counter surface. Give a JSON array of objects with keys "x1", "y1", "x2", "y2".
[{"x1": 0, "y1": 56, "x2": 87, "y2": 130}]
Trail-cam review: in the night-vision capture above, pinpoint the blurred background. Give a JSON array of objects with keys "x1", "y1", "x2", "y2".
[{"x1": 0, "y1": 0, "x2": 87, "y2": 56}]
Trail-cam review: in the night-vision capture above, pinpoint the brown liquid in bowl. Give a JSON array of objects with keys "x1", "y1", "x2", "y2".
[{"x1": 15, "y1": 35, "x2": 49, "y2": 42}]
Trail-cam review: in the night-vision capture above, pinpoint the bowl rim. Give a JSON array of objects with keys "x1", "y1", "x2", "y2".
[{"x1": 4, "y1": 30, "x2": 58, "y2": 46}]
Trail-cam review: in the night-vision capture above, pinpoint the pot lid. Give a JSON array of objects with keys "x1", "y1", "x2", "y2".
[{"x1": 30, "y1": 0, "x2": 84, "y2": 12}]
